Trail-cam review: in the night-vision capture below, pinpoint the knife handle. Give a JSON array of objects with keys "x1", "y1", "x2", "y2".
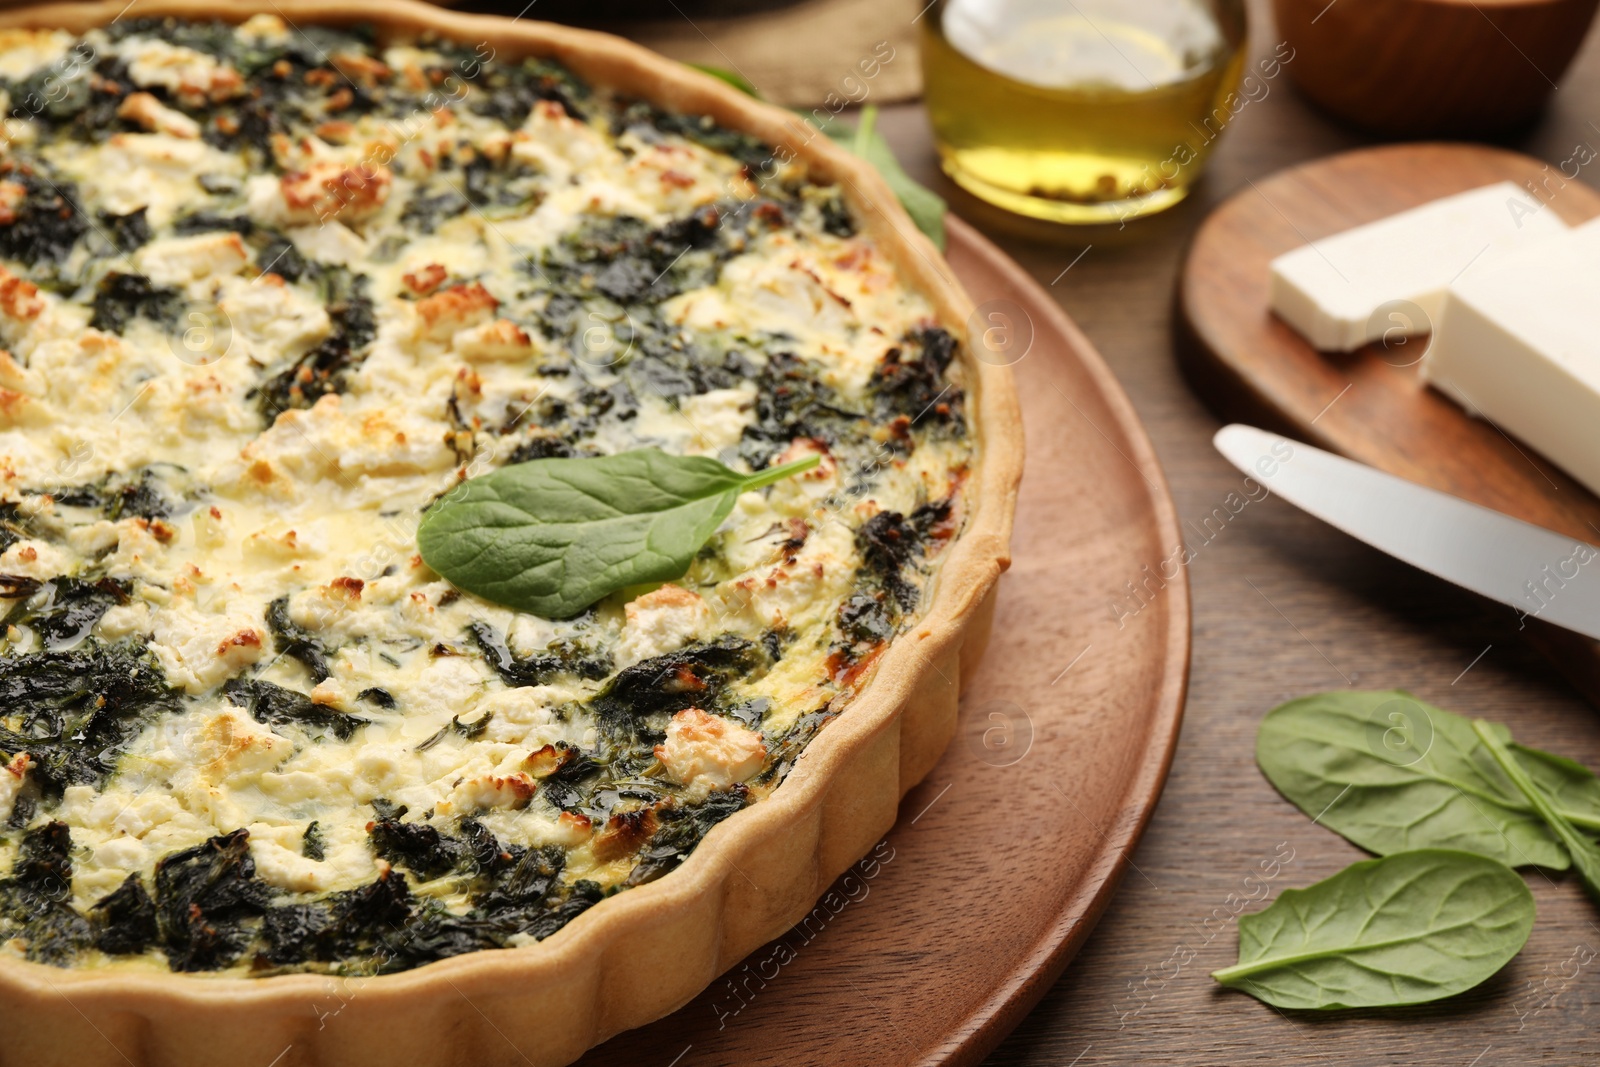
[{"x1": 1526, "y1": 620, "x2": 1600, "y2": 713}]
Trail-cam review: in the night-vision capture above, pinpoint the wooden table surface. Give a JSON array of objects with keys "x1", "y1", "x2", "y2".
[{"x1": 868, "y1": 2, "x2": 1600, "y2": 1063}]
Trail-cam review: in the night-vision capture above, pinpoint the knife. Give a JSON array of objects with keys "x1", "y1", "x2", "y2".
[{"x1": 1213, "y1": 424, "x2": 1600, "y2": 642}]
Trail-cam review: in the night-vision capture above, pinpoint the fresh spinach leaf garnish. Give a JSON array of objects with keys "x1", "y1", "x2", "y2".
[
  {"x1": 1509, "y1": 741, "x2": 1600, "y2": 832},
  {"x1": 1234, "y1": 688, "x2": 1600, "y2": 1011},
  {"x1": 1212, "y1": 849, "x2": 1534, "y2": 1009},
  {"x1": 689, "y1": 64, "x2": 761, "y2": 99},
  {"x1": 1474, "y1": 721, "x2": 1600, "y2": 902},
  {"x1": 685, "y1": 66, "x2": 947, "y2": 248},
  {"x1": 416, "y1": 448, "x2": 819, "y2": 618},
  {"x1": 1256, "y1": 690, "x2": 1600, "y2": 870},
  {"x1": 816, "y1": 106, "x2": 948, "y2": 251}
]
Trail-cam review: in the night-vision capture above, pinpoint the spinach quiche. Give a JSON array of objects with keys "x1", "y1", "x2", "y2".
[{"x1": 0, "y1": 1, "x2": 1019, "y2": 1063}]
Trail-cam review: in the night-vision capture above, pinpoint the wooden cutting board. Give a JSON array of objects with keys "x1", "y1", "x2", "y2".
[
  {"x1": 571, "y1": 218, "x2": 1191, "y2": 1066},
  {"x1": 1175, "y1": 142, "x2": 1600, "y2": 705}
]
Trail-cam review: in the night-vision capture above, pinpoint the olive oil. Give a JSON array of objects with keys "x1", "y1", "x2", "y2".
[{"x1": 921, "y1": 0, "x2": 1246, "y2": 224}]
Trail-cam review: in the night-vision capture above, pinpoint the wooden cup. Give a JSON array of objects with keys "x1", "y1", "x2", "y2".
[{"x1": 1273, "y1": 0, "x2": 1600, "y2": 137}]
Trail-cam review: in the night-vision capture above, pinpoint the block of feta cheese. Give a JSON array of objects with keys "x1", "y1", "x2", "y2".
[
  {"x1": 1421, "y1": 217, "x2": 1600, "y2": 496},
  {"x1": 1269, "y1": 182, "x2": 1567, "y2": 352}
]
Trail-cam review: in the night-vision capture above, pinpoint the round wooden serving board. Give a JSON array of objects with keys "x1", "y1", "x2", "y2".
[
  {"x1": 573, "y1": 218, "x2": 1190, "y2": 1066},
  {"x1": 1175, "y1": 142, "x2": 1600, "y2": 704}
]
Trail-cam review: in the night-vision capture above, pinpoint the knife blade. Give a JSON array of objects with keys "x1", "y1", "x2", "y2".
[{"x1": 1213, "y1": 424, "x2": 1600, "y2": 642}]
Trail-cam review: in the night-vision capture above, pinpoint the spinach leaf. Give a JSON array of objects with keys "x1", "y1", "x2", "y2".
[
  {"x1": 1474, "y1": 721, "x2": 1600, "y2": 903},
  {"x1": 1256, "y1": 690, "x2": 1600, "y2": 870},
  {"x1": 815, "y1": 106, "x2": 947, "y2": 250},
  {"x1": 153, "y1": 829, "x2": 272, "y2": 972},
  {"x1": 416, "y1": 449, "x2": 818, "y2": 618},
  {"x1": 90, "y1": 872, "x2": 159, "y2": 956},
  {"x1": 88, "y1": 272, "x2": 181, "y2": 335},
  {"x1": 222, "y1": 677, "x2": 368, "y2": 742},
  {"x1": 466, "y1": 620, "x2": 611, "y2": 688},
  {"x1": 689, "y1": 64, "x2": 761, "y2": 99},
  {"x1": 1212, "y1": 849, "x2": 1534, "y2": 1009},
  {"x1": 0, "y1": 640, "x2": 179, "y2": 798},
  {"x1": 266, "y1": 594, "x2": 332, "y2": 683},
  {"x1": 1511, "y1": 741, "x2": 1600, "y2": 826}
]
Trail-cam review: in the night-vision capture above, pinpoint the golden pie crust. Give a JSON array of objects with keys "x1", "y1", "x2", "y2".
[{"x1": 0, "y1": 2, "x2": 1022, "y2": 1063}]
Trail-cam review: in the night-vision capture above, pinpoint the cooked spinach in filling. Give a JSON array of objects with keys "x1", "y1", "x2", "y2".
[{"x1": 0, "y1": 16, "x2": 970, "y2": 974}]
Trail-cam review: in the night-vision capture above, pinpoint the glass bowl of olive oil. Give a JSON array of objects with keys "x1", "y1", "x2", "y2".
[{"x1": 922, "y1": 0, "x2": 1247, "y2": 224}]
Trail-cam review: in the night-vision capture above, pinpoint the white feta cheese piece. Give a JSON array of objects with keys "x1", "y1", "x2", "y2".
[
  {"x1": 412, "y1": 282, "x2": 498, "y2": 343},
  {"x1": 120, "y1": 37, "x2": 245, "y2": 107},
  {"x1": 149, "y1": 603, "x2": 267, "y2": 694},
  {"x1": 79, "y1": 133, "x2": 242, "y2": 225},
  {"x1": 509, "y1": 100, "x2": 618, "y2": 185},
  {"x1": 236, "y1": 14, "x2": 290, "y2": 44},
  {"x1": 0, "y1": 537, "x2": 69, "y2": 579},
  {"x1": 440, "y1": 772, "x2": 537, "y2": 814},
  {"x1": 654, "y1": 707, "x2": 765, "y2": 794},
  {"x1": 718, "y1": 515, "x2": 856, "y2": 631},
  {"x1": 0, "y1": 753, "x2": 31, "y2": 823},
  {"x1": 116, "y1": 91, "x2": 200, "y2": 139},
  {"x1": 453, "y1": 318, "x2": 536, "y2": 362},
  {"x1": 616, "y1": 584, "x2": 709, "y2": 666},
  {"x1": 136, "y1": 231, "x2": 249, "y2": 289},
  {"x1": 0, "y1": 29, "x2": 74, "y2": 81},
  {"x1": 274, "y1": 161, "x2": 393, "y2": 226},
  {"x1": 678, "y1": 384, "x2": 756, "y2": 454},
  {"x1": 217, "y1": 273, "x2": 331, "y2": 354},
  {"x1": 248, "y1": 833, "x2": 333, "y2": 893},
  {"x1": 1269, "y1": 182, "x2": 1567, "y2": 352},
  {"x1": 1421, "y1": 218, "x2": 1600, "y2": 495}
]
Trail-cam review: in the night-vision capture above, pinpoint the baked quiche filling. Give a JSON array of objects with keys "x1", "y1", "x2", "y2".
[{"x1": 0, "y1": 16, "x2": 971, "y2": 974}]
